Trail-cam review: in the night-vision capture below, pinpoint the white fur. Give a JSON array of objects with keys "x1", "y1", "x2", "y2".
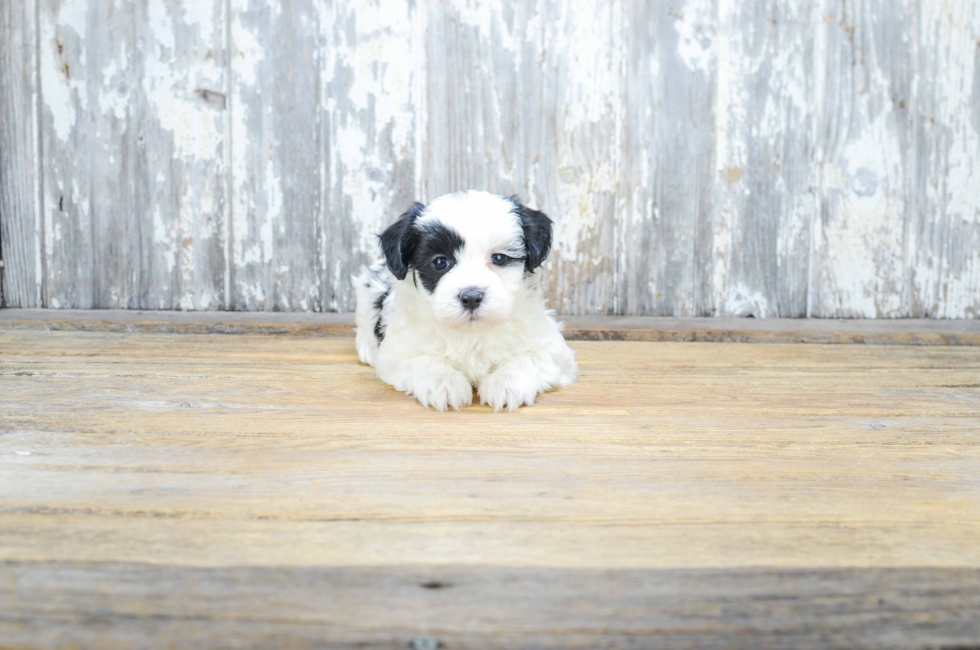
[{"x1": 354, "y1": 191, "x2": 577, "y2": 411}]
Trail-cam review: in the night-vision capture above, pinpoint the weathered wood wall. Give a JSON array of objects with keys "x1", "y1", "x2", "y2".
[{"x1": 1, "y1": 0, "x2": 978, "y2": 316}]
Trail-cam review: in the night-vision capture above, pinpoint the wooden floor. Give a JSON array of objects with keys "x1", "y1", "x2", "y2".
[{"x1": 2, "y1": 327, "x2": 980, "y2": 648}]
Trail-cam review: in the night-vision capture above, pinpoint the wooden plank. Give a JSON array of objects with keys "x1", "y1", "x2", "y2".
[
  {"x1": 37, "y1": 0, "x2": 227, "y2": 310},
  {"x1": 561, "y1": 314, "x2": 980, "y2": 344},
  {"x1": 0, "y1": 0, "x2": 41, "y2": 308},
  {"x1": 3, "y1": 563, "x2": 979, "y2": 648},
  {"x1": 1, "y1": 331, "x2": 979, "y2": 645},
  {"x1": 137, "y1": 0, "x2": 228, "y2": 310},
  {"x1": 809, "y1": 0, "x2": 915, "y2": 317},
  {"x1": 620, "y1": 0, "x2": 716, "y2": 316},
  {"x1": 423, "y1": 0, "x2": 623, "y2": 315},
  {"x1": 228, "y1": 0, "x2": 320, "y2": 311},
  {"x1": 909, "y1": 1, "x2": 980, "y2": 318},
  {"x1": 319, "y1": 0, "x2": 420, "y2": 312},
  {"x1": 39, "y1": 0, "x2": 138, "y2": 308},
  {"x1": 2, "y1": 309, "x2": 980, "y2": 344},
  {"x1": 712, "y1": 0, "x2": 815, "y2": 317},
  {"x1": 0, "y1": 308, "x2": 356, "y2": 337}
]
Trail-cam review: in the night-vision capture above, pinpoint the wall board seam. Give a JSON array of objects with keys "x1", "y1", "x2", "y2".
[
  {"x1": 34, "y1": 0, "x2": 44, "y2": 307},
  {"x1": 223, "y1": 0, "x2": 233, "y2": 310}
]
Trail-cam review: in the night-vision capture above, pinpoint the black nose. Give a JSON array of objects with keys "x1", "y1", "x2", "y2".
[{"x1": 459, "y1": 289, "x2": 484, "y2": 311}]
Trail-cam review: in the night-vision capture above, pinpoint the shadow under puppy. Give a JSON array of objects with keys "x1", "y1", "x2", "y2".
[{"x1": 354, "y1": 191, "x2": 577, "y2": 411}]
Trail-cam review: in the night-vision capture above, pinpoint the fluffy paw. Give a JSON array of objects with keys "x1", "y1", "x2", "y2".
[
  {"x1": 412, "y1": 371, "x2": 474, "y2": 412},
  {"x1": 478, "y1": 371, "x2": 543, "y2": 412}
]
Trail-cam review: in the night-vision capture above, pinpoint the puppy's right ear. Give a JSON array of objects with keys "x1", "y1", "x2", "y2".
[{"x1": 379, "y1": 202, "x2": 425, "y2": 280}]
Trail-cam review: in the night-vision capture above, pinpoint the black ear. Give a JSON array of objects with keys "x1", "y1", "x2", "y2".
[
  {"x1": 511, "y1": 198, "x2": 553, "y2": 272},
  {"x1": 379, "y1": 203, "x2": 425, "y2": 280}
]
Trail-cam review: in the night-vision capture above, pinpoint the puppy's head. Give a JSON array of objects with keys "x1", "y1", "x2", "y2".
[{"x1": 379, "y1": 191, "x2": 552, "y2": 329}]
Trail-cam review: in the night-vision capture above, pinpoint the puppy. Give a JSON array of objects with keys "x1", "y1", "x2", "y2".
[{"x1": 354, "y1": 191, "x2": 577, "y2": 411}]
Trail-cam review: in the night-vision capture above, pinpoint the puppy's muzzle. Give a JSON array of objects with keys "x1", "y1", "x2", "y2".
[{"x1": 459, "y1": 288, "x2": 485, "y2": 312}]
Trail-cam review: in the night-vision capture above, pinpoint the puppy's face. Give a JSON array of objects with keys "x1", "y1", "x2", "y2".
[{"x1": 380, "y1": 191, "x2": 553, "y2": 330}]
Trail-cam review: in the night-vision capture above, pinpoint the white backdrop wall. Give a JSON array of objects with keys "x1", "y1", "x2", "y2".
[{"x1": 1, "y1": 0, "x2": 978, "y2": 316}]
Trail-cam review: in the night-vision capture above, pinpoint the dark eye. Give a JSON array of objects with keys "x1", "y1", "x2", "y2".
[
  {"x1": 432, "y1": 256, "x2": 449, "y2": 271},
  {"x1": 491, "y1": 254, "x2": 509, "y2": 266}
]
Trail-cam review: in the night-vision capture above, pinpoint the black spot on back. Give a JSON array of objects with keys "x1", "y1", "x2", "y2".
[
  {"x1": 373, "y1": 289, "x2": 389, "y2": 312},
  {"x1": 373, "y1": 289, "x2": 390, "y2": 343}
]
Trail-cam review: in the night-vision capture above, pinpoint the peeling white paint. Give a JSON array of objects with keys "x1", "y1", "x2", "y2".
[
  {"x1": 98, "y1": 50, "x2": 130, "y2": 121},
  {"x1": 29, "y1": 3, "x2": 44, "y2": 307},
  {"x1": 455, "y1": 0, "x2": 518, "y2": 55},
  {"x1": 147, "y1": 0, "x2": 175, "y2": 53},
  {"x1": 555, "y1": 160, "x2": 617, "y2": 258},
  {"x1": 674, "y1": 0, "x2": 714, "y2": 73},
  {"x1": 711, "y1": 0, "x2": 741, "y2": 310},
  {"x1": 229, "y1": 3, "x2": 258, "y2": 305},
  {"x1": 59, "y1": 0, "x2": 87, "y2": 40},
  {"x1": 713, "y1": 0, "x2": 744, "y2": 179},
  {"x1": 143, "y1": 1, "x2": 224, "y2": 161},
  {"x1": 16, "y1": 0, "x2": 980, "y2": 317},
  {"x1": 808, "y1": 0, "x2": 918, "y2": 318},
  {"x1": 231, "y1": 12, "x2": 264, "y2": 87},
  {"x1": 820, "y1": 116, "x2": 907, "y2": 317},
  {"x1": 711, "y1": 0, "x2": 814, "y2": 316},
  {"x1": 724, "y1": 283, "x2": 769, "y2": 318},
  {"x1": 180, "y1": 0, "x2": 215, "y2": 35},
  {"x1": 913, "y1": 0, "x2": 980, "y2": 318},
  {"x1": 551, "y1": 0, "x2": 622, "y2": 283},
  {"x1": 334, "y1": 121, "x2": 373, "y2": 249},
  {"x1": 560, "y1": 2, "x2": 620, "y2": 129},
  {"x1": 40, "y1": 17, "x2": 86, "y2": 142},
  {"x1": 153, "y1": 202, "x2": 177, "y2": 275},
  {"x1": 265, "y1": 158, "x2": 283, "y2": 240},
  {"x1": 325, "y1": 0, "x2": 417, "y2": 256}
]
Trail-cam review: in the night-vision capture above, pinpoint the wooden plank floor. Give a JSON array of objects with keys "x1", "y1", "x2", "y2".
[
  {"x1": 2, "y1": 328, "x2": 979, "y2": 648},
  {"x1": 3, "y1": 308, "x2": 980, "y2": 344}
]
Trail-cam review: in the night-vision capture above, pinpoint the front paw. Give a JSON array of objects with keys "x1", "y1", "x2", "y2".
[
  {"x1": 478, "y1": 372, "x2": 542, "y2": 412},
  {"x1": 413, "y1": 371, "x2": 474, "y2": 412}
]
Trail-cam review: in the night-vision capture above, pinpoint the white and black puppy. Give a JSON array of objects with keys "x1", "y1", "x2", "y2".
[{"x1": 354, "y1": 190, "x2": 577, "y2": 411}]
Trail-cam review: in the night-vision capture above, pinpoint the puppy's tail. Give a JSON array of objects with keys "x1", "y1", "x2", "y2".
[{"x1": 353, "y1": 261, "x2": 390, "y2": 367}]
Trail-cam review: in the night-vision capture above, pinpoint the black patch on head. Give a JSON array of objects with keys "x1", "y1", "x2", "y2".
[
  {"x1": 379, "y1": 203, "x2": 426, "y2": 280},
  {"x1": 508, "y1": 196, "x2": 553, "y2": 273},
  {"x1": 411, "y1": 222, "x2": 465, "y2": 293},
  {"x1": 372, "y1": 289, "x2": 389, "y2": 343}
]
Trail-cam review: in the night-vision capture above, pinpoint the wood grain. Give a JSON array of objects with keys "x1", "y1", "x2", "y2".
[
  {"x1": 4, "y1": 563, "x2": 979, "y2": 649},
  {"x1": 422, "y1": 0, "x2": 623, "y2": 315},
  {"x1": 712, "y1": 0, "x2": 814, "y2": 317},
  {"x1": 138, "y1": 0, "x2": 228, "y2": 310},
  {"x1": 319, "y1": 0, "x2": 420, "y2": 312},
  {"x1": 36, "y1": 0, "x2": 228, "y2": 310},
  {"x1": 910, "y1": 0, "x2": 980, "y2": 319},
  {"x1": 620, "y1": 0, "x2": 716, "y2": 317},
  {"x1": 3, "y1": 0, "x2": 980, "y2": 317},
  {"x1": 2, "y1": 308, "x2": 980, "y2": 344},
  {"x1": 1, "y1": 330, "x2": 980, "y2": 644},
  {"x1": 3, "y1": 309, "x2": 980, "y2": 345},
  {"x1": 39, "y1": 0, "x2": 137, "y2": 308},
  {"x1": 0, "y1": 0, "x2": 41, "y2": 309},
  {"x1": 810, "y1": 0, "x2": 915, "y2": 317},
  {"x1": 228, "y1": 0, "x2": 319, "y2": 311}
]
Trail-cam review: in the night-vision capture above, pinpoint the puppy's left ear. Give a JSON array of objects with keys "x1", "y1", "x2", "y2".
[{"x1": 512, "y1": 198, "x2": 553, "y2": 273}]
